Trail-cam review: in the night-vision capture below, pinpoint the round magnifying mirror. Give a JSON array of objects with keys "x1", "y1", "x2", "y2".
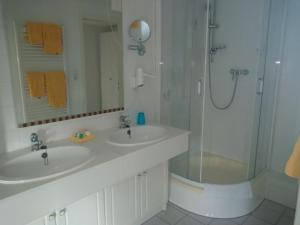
[{"x1": 129, "y1": 20, "x2": 151, "y2": 43}]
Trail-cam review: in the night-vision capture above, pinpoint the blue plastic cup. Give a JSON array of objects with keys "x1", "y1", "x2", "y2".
[{"x1": 137, "y1": 112, "x2": 146, "y2": 125}]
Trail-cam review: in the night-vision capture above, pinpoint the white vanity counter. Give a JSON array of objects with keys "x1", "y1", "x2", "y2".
[{"x1": 0, "y1": 125, "x2": 189, "y2": 225}]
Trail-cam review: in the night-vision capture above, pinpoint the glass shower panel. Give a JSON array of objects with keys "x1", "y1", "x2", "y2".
[
  {"x1": 161, "y1": 0, "x2": 200, "y2": 180},
  {"x1": 201, "y1": 0, "x2": 270, "y2": 184},
  {"x1": 162, "y1": 0, "x2": 269, "y2": 185},
  {"x1": 254, "y1": 0, "x2": 287, "y2": 178},
  {"x1": 186, "y1": 0, "x2": 208, "y2": 182}
]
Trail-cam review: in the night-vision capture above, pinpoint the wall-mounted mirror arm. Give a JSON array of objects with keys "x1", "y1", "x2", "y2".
[
  {"x1": 128, "y1": 20, "x2": 150, "y2": 56},
  {"x1": 128, "y1": 42, "x2": 145, "y2": 56}
]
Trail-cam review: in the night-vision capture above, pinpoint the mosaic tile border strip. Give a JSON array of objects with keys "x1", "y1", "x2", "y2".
[{"x1": 19, "y1": 107, "x2": 124, "y2": 128}]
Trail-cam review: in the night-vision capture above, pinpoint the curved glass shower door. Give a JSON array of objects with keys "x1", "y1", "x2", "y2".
[
  {"x1": 161, "y1": 0, "x2": 270, "y2": 184},
  {"x1": 161, "y1": 0, "x2": 207, "y2": 182},
  {"x1": 201, "y1": 0, "x2": 269, "y2": 184},
  {"x1": 161, "y1": 0, "x2": 192, "y2": 179}
]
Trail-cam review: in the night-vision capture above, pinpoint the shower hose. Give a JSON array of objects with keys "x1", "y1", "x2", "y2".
[{"x1": 208, "y1": 61, "x2": 239, "y2": 110}]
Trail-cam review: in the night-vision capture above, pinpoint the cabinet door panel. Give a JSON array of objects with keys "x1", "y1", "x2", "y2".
[
  {"x1": 46, "y1": 212, "x2": 57, "y2": 225},
  {"x1": 67, "y1": 194, "x2": 99, "y2": 225},
  {"x1": 57, "y1": 209, "x2": 67, "y2": 225},
  {"x1": 98, "y1": 191, "x2": 106, "y2": 225},
  {"x1": 144, "y1": 164, "x2": 166, "y2": 215},
  {"x1": 110, "y1": 176, "x2": 139, "y2": 225}
]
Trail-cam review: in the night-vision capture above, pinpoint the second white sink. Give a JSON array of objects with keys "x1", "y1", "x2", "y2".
[
  {"x1": 107, "y1": 125, "x2": 167, "y2": 146},
  {"x1": 0, "y1": 146, "x2": 93, "y2": 184}
]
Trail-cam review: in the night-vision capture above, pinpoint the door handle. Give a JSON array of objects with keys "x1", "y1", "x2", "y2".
[
  {"x1": 48, "y1": 212, "x2": 56, "y2": 221},
  {"x1": 59, "y1": 208, "x2": 66, "y2": 216},
  {"x1": 197, "y1": 80, "x2": 202, "y2": 96},
  {"x1": 58, "y1": 208, "x2": 67, "y2": 225},
  {"x1": 257, "y1": 78, "x2": 264, "y2": 94},
  {"x1": 48, "y1": 212, "x2": 57, "y2": 225}
]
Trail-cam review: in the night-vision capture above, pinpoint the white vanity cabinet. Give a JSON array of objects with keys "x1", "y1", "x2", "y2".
[
  {"x1": 25, "y1": 193, "x2": 103, "y2": 225},
  {"x1": 105, "y1": 163, "x2": 168, "y2": 225},
  {"x1": 24, "y1": 163, "x2": 168, "y2": 225}
]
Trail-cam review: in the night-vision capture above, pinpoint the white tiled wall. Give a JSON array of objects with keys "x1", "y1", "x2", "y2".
[
  {"x1": 270, "y1": 0, "x2": 300, "y2": 173},
  {"x1": 123, "y1": 0, "x2": 161, "y2": 124},
  {"x1": 254, "y1": 0, "x2": 300, "y2": 208}
]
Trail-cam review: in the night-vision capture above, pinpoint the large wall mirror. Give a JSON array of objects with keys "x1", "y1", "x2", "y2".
[{"x1": 1, "y1": 0, "x2": 124, "y2": 127}]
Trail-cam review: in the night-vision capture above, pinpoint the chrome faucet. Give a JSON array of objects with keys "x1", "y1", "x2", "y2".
[
  {"x1": 30, "y1": 133, "x2": 46, "y2": 151},
  {"x1": 120, "y1": 115, "x2": 131, "y2": 129}
]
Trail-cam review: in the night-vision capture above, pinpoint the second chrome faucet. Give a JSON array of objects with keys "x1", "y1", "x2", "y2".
[
  {"x1": 30, "y1": 133, "x2": 47, "y2": 151},
  {"x1": 119, "y1": 115, "x2": 131, "y2": 129},
  {"x1": 120, "y1": 115, "x2": 132, "y2": 138}
]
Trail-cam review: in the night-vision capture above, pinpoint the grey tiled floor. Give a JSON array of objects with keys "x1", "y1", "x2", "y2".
[{"x1": 142, "y1": 200, "x2": 295, "y2": 225}]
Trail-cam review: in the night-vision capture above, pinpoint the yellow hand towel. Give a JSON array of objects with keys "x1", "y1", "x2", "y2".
[
  {"x1": 26, "y1": 72, "x2": 46, "y2": 98},
  {"x1": 45, "y1": 71, "x2": 67, "y2": 108},
  {"x1": 42, "y1": 23, "x2": 63, "y2": 55},
  {"x1": 25, "y1": 22, "x2": 43, "y2": 45},
  {"x1": 285, "y1": 136, "x2": 300, "y2": 179}
]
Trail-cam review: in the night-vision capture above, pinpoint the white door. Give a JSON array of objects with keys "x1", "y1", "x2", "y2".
[
  {"x1": 100, "y1": 32, "x2": 122, "y2": 110},
  {"x1": 67, "y1": 194, "x2": 100, "y2": 225},
  {"x1": 107, "y1": 176, "x2": 140, "y2": 225},
  {"x1": 141, "y1": 163, "x2": 167, "y2": 217}
]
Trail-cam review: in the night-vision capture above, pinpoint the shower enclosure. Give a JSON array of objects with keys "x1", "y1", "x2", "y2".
[{"x1": 161, "y1": 0, "x2": 271, "y2": 217}]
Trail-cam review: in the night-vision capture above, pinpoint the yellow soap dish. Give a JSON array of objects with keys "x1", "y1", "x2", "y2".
[{"x1": 69, "y1": 134, "x2": 95, "y2": 144}]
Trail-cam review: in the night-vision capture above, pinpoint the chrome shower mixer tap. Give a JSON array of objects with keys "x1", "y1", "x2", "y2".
[
  {"x1": 230, "y1": 69, "x2": 250, "y2": 80},
  {"x1": 209, "y1": 45, "x2": 226, "y2": 56}
]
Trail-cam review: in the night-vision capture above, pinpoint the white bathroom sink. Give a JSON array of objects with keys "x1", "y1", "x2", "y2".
[
  {"x1": 0, "y1": 146, "x2": 93, "y2": 184},
  {"x1": 107, "y1": 125, "x2": 167, "y2": 146}
]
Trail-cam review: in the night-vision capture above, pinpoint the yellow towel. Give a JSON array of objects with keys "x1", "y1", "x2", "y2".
[
  {"x1": 26, "y1": 72, "x2": 46, "y2": 98},
  {"x1": 45, "y1": 71, "x2": 67, "y2": 108},
  {"x1": 25, "y1": 22, "x2": 43, "y2": 45},
  {"x1": 42, "y1": 23, "x2": 63, "y2": 55},
  {"x1": 285, "y1": 136, "x2": 300, "y2": 179}
]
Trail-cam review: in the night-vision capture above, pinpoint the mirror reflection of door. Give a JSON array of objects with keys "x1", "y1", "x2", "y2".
[
  {"x1": 100, "y1": 32, "x2": 122, "y2": 110},
  {"x1": 83, "y1": 19, "x2": 123, "y2": 112}
]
